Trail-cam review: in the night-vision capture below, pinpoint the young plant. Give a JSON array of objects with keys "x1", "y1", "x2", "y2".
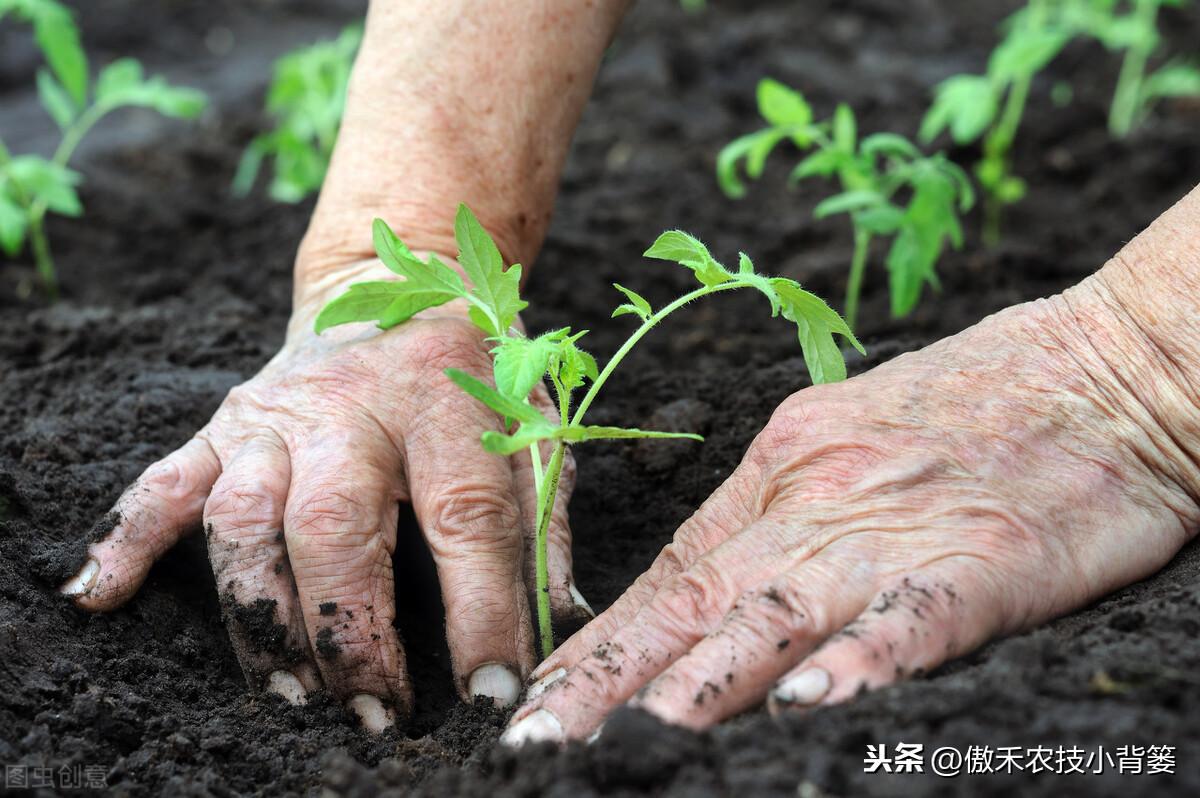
[
  {"x1": 718, "y1": 79, "x2": 974, "y2": 330},
  {"x1": 1077, "y1": 0, "x2": 1200, "y2": 137},
  {"x1": 920, "y1": 0, "x2": 1075, "y2": 246},
  {"x1": 315, "y1": 205, "x2": 863, "y2": 657},
  {"x1": 233, "y1": 25, "x2": 362, "y2": 203},
  {"x1": 0, "y1": 0, "x2": 206, "y2": 298}
]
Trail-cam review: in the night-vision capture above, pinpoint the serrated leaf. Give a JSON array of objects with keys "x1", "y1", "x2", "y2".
[
  {"x1": 454, "y1": 203, "x2": 527, "y2": 337},
  {"x1": 813, "y1": 190, "x2": 884, "y2": 219},
  {"x1": 492, "y1": 335, "x2": 555, "y2": 402},
  {"x1": 611, "y1": 283, "x2": 652, "y2": 320},
  {"x1": 920, "y1": 75, "x2": 997, "y2": 145},
  {"x1": 643, "y1": 230, "x2": 732, "y2": 287},
  {"x1": 772, "y1": 278, "x2": 863, "y2": 384},
  {"x1": 481, "y1": 423, "x2": 558, "y2": 455},
  {"x1": 554, "y1": 333, "x2": 599, "y2": 393},
  {"x1": 36, "y1": 69, "x2": 76, "y2": 129},
  {"x1": 445, "y1": 368, "x2": 546, "y2": 426},
  {"x1": 313, "y1": 281, "x2": 410, "y2": 332},
  {"x1": 757, "y1": 78, "x2": 812, "y2": 127},
  {"x1": 372, "y1": 218, "x2": 467, "y2": 298},
  {"x1": 0, "y1": 193, "x2": 28, "y2": 256}
]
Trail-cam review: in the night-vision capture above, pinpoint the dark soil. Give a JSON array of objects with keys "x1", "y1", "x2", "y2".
[{"x1": 3, "y1": 0, "x2": 1200, "y2": 796}]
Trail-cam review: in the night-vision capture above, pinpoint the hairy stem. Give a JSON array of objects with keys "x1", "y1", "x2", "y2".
[
  {"x1": 29, "y1": 216, "x2": 58, "y2": 301},
  {"x1": 534, "y1": 442, "x2": 566, "y2": 658},
  {"x1": 571, "y1": 282, "x2": 742, "y2": 424},
  {"x1": 845, "y1": 226, "x2": 871, "y2": 330},
  {"x1": 1108, "y1": 0, "x2": 1158, "y2": 138}
]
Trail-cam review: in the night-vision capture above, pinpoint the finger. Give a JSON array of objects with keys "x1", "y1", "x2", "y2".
[
  {"x1": 506, "y1": 511, "x2": 795, "y2": 744},
  {"x1": 406, "y1": 380, "x2": 534, "y2": 709},
  {"x1": 62, "y1": 436, "x2": 222, "y2": 611},
  {"x1": 512, "y1": 383, "x2": 589, "y2": 629},
  {"x1": 525, "y1": 467, "x2": 761, "y2": 693},
  {"x1": 629, "y1": 549, "x2": 873, "y2": 729},
  {"x1": 768, "y1": 557, "x2": 1009, "y2": 713},
  {"x1": 204, "y1": 433, "x2": 320, "y2": 705},
  {"x1": 285, "y1": 437, "x2": 410, "y2": 731}
]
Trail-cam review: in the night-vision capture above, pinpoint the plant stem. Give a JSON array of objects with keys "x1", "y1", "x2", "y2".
[
  {"x1": 1109, "y1": 0, "x2": 1158, "y2": 138},
  {"x1": 533, "y1": 441, "x2": 565, "y2": 658},
  {"x1": 29, "y1": 216, "x2": 58, "y2": 300},
  {"x1": 844, "y1": 226, "x2": 870, "y2": 330},
  {"x1": 571, "y1": 282, "x2": 742, "y2": 425}
]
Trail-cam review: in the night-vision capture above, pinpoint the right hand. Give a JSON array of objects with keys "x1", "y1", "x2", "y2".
[{"x1": 60, "y1": 257, "x2": 591, "y2": 731}]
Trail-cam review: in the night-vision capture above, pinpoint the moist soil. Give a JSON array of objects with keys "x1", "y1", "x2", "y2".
[{"x1": 2, "y1": 1, "x2": 1200, "y2": 796}]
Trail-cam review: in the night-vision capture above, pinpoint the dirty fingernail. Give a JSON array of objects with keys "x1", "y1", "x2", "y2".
[
  {"x1": 500, "y1": 709, "x2": 564, "y2": 747},
  {"x1": 525, "y1": 667, "x2": 566, "y2": 702},
  {"x1": 569, "y1": 583, "x2": 595, "y2": 618},
  {"x1": 348, "y1": 694, "x2": 395, "y2": 733},
  {"x1": 771, "y1": 668, "x2": 832, "y2": 708},
  {"x1": 468, "y1": 663, "x2": 521, "y2": 707},
  {"x1": 265, "y1": 670, "x2": 307, "y2": 706},
  {"x1": 60, "y1": 558, "x2": 100, "y2": 597}
]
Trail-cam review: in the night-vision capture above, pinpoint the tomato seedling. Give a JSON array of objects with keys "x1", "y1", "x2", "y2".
[
  {"x1": 233, "y1": 25, "x2": 362, "y2": 203},
  {"x1": 316, "y1": 205, "x2": 863, "y2": 657},
  {"x1": 719, "y1": 79, "x2": 973, "y2": 330},
  {"x1": 920, "y1": 0, "x2": 1077, "y2": 246},
  {"x1": 0, "y1": 0, "x2": 206, "y2": 299},
  {"x1": 1077, "y1": 0, "x2": 1200, "y2": 137}
]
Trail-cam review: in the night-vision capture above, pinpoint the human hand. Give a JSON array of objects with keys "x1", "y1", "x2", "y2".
[
  {"x1": 59, "y1": 256, "x2": 589, "y2": 732},
  {"x1": 503, "y1": 272, "x2": 1200, "y2": 744}
]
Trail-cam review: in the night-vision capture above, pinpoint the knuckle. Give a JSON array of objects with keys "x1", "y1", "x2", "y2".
[
  {"x1": 653, "y1": 562, "x2": 730, "y2": 635},
  {"x1": 426, "y1": 483, "x2": 522, "y2": 541},
  {"x1": 140, "y1": 454, "x2": 199, "y2": 503},
  {"x1": 205, "y1": 478, "x2": 284, "y2": 531},
  {"x1": 287, "y1": 487, "x2": 371, "y2": 537},
  {"x1": 743, "y1": 578, "x2": 828, "y2": 640}
]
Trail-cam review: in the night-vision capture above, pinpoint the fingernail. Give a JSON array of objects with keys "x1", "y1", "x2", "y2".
[
  {"x1": 265, "y1": 670, "x2": 307, "y2": 706},
  {"x1": 586, "y1": 721, "x2": 605, "y2": 746},
  {"x1": 771, "y1": 668, "x2": 832, "y2": 708},
  {"x1": 500, "y1": 709, "x2": 564, "y2": 747},
  {"x1": 347, "y1": 694, "x2": 395, "y2": 733},
  {"x1": 468, "y1": 663, "x2": 521, "y2": 707},
  {"x1": 525, "y1": 667, "x2": 566, "y2": 702},
  {"x1": 60, "y1": 558, "x2": 100, "y2": 597},
  {"x1": 569, "y1": 583, "x2": 595, "y2": 618}
]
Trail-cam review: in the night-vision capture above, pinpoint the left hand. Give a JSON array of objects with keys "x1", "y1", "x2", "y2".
[{"x1": 501, "y1": 277, "x2": 1200, "y2": 744}]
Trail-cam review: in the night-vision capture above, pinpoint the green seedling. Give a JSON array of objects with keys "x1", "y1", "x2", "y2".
[
  {"x1": 316, "y1": 205, "x2": 863, "y2": 657},
  {"x1": 719, "y1": 79, "x2": 973, "y2": 329},
  {"x1": 920, "y1": 0, "x2": 1076, "y2": 246},
  {"x1": 0, "y1": 0, "x2": 206, "y2": 298},
  {"x1": 1076, "y1": 0, "x2": 1200, "y2": 137},
  {"x1": 233, "y1": 25, "x2": 362, "y2": 203}
]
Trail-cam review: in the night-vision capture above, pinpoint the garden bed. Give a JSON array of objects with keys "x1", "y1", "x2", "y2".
[{"x1": 2, "y1": 0, "x2": 1200, "y2": 795}]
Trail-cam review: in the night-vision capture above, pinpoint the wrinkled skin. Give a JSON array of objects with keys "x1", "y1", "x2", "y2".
[
  {"x1": 60, "y1": 258, "x2": 586, "y2": 729},
  {"x1": 505, "y1": 275, "x2": 1200, "y2": 743}
]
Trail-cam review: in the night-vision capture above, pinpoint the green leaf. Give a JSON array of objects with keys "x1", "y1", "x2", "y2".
[
  {"x1": 920, "y1": 75, "x2": 997, "y2": 145},
  {"x1": 7, "y1": 155, "x2": 81, "y2": 216},
  {"x1": 855, "y1": 203, "x2": 906, "y2": 235},
  {"x1": 611, "y1": 282, "x2": 652, "y2": 320},
  {"x1": 454, "y1": 203, "x2": 528, "y2": 337},
  {"x1": 832, "y1": 103, "x2": 856, "y2": 154},
  {"x1": 560, "y1": 425, "x2": 704, "y2": 444},
  {"x1": 772, "y1": 278, "x2": 863, "y2": 384},
  {"x1": 988, "y1": 28, "x2": 1070, "y2": 83},
  {"x1": 95, "y1": 59, "x2": 207, "y2": 118},
  {"x1": 0, "y1": 193, "x2": 28, "y2": 256},
  {"x1": 36, "y1": 68, "x2": 76, "y2": 128},
  {"x1": 813, "y1": 190, "x2": 884, "y2": 219},
  {"x1": 32, "y1": 3, "x2": 87, "y2": 107},
  {"x1": 553, "y1": 332, "x2": 599, "y2": 393},
  {"x1": 313, "y1": 281, "x2": 413, "y2": 332},
  {"x1": 481, "y1": 423, "x2": 558, "y2": 455},
  {"x1": 1142, "y1": 62, "x2": 1200, "y2": 103},
  {"x1": 789, "y1": 148, "x2": 846, "y2": 182},
  {"x1": 716, "y1": 128, "x2": 788, "y2": 199},
  {"x1": 643, "y1": 230, "x2": 732, "y2": 287},
  {"x1": 445, "y1": 368, "x2": 547, "y2": 426},
  {"x1": 861, "y1": 133, "x2": 921, "y2": 160},
  {"x1": 757, "y1": 78, "x2": 812, "y2": 127},
  {"x1": 492, "y1": 335, "x2": 555, "y2": 402}
]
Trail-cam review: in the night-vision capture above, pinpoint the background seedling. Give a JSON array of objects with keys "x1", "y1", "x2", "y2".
[
  {"x1": 233, "y1": 25, "x2": 361, "y2": 203},
  {"x1": 1077, "y1": 0, "x2": 1200, "y2": 137},
  {"x1": 0, "y1": 0, "x2": 206, "y2": 298},
  {"x1": 316, "y1": 205, "x2": 863, "y2": 657},
  {"x1": 920, "y1": 0, "x2": 1075, "y2": 246},
  {"x1": 719, "y1": 79, "x2": 973, "y2": 329}
]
